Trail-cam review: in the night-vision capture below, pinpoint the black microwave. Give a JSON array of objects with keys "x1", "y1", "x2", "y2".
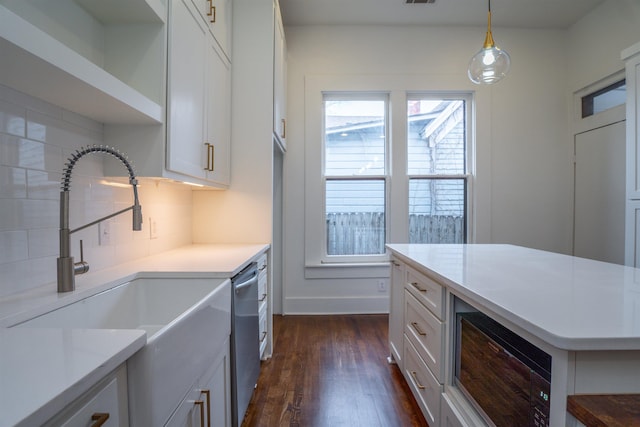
[{"x1": 455, "y1": 312, "x2": 552, "y2": 427}]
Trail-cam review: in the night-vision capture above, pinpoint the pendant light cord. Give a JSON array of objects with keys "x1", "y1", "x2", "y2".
[{"x1": 483, "y1": 0, "x2": 495, "y2": 48}]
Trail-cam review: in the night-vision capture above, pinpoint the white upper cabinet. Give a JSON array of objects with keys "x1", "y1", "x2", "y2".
[
  {"x1": 189, "y1": 0, "x2": 232, "y2": 60},
  {"x1": 166, "y1": 0, "x2": 230, "y2": 186},
  {"x1": 0, "y1": 0, "x2": 165, "y2": 124},
  {"x1": 273, "y1": 0, "x2": 287, "y2": 150},
  {"x1": 1, "y1": 0, "x2": 232, "y2": 188}
]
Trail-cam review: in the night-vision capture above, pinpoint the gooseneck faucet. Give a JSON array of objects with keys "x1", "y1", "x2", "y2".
[{"x1": 57, "y1": 145, "x2": 143, "y2": 293}]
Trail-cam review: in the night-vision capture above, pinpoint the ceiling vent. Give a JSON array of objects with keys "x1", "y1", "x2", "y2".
[{"x1": 405, "y1": 0, "x2": 436, "y2": 3}]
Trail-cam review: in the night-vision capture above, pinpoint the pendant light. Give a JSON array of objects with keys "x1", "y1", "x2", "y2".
[{"x1": 468, "y1": 0, "x2": 511, "y2": 84}]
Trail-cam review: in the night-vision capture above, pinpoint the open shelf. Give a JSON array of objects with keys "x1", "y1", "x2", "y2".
[
  {"x1": 0, "y1": 4, "x2": 163, "y2": 124},
  {"x1": 74, "y1": 0, "x2": 165, "y2": 24}
]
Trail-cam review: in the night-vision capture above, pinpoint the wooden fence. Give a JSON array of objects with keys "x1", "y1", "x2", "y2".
[{"x1": 326, "y1": 212, "x2": 464, "y2": 255}]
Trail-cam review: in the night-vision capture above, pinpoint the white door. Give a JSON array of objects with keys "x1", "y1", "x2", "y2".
[{"x1": 573, "y1": 120, "x2": 626, "y2": 264}]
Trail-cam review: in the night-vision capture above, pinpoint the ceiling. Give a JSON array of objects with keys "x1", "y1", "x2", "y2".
[{"x1": 279, "y1": 0, "x2": 605, "y2": 29}]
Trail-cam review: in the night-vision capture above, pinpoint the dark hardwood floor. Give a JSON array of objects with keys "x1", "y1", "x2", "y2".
[{"x1": 241, "y1": 315, "x2": 428, "y2": 427}]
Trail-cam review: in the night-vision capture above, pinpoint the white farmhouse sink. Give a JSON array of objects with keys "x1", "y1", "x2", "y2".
[{"x1": 15, "y1": 277, "x2": 232, "y2": 427}]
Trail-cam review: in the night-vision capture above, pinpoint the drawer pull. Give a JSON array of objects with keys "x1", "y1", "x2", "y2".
[
  {"x1": 259, "y1": 293, "x2": 267, "y2": 302},
  {"x1": 260, "y1": 331, "x2": 267, "y2": 342},
  {"x1": 259, "y1": 264, "x2": 267, "y2": 271},
  {"x1": 91, "y1": 413, "x2": 109, "y2": 427},
  {"x1": 410, "y1": 371, "x2": 426, "y2": 390},
  {"x1": 194, "y1": 400, "x2": 205, "y2": 427},
  {"x1": 411, "y1": 321, "x2": 427, "y2": 336},
  {"x1": 411, "y1": 282, "x2": 427, "y2": 293},
  {"x1": 392, "y1": 261, "x2": 400, "y2": 266}
]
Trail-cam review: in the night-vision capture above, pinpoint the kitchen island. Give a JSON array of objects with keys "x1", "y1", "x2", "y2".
[{"x1": 386, "y1": 244, "x2": 640, "y2": 427}]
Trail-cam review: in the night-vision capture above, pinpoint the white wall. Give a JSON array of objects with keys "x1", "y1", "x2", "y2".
[
  {"x1": 567, "y1": 0, "x2": 640, "y2": 92},
  {"x1": 0, "y1": 84, "x2": 193, "y2": 298},
  {"x1": 278, "y1": 19, "x2": 605, "y2": 314}
]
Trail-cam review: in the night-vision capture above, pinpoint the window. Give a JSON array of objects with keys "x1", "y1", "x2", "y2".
[
  {"x1": 407, "y1": 97, "x2": 468, "y2": 243},
  {"x1": 322, "y1": 93, "x2": 470, "y2": 260},
  {"x1": 304, "y1": 75, "x2": 478, "y2": 270},
  {"x1": 324, "y1": 95, "x2": 388, "y2": 256},
  {"x1": 581, "y1": 79, "x2": 626, "y2": 118}
]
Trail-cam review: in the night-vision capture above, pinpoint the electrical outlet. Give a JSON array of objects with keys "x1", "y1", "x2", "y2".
[
  {"x1": 150, "y1": 218, "x2": 158, "y2": 239},
  {"x1": 98, "y1": 221, "x2": 111, "y2": 246},
  {"x1": 377, "y1": 280, "x2": 386, "y2": 292}
]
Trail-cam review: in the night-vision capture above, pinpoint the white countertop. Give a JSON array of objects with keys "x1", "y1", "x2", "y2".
[
  {"x1": 386, "y1": 244, "x2": 640, "y2": 351},
  {"x1": 0, "y1": 243, "x2": 269, "y2": 327},
  {"x1": 0, "y1": 328, "x2": 146, "y2": 427},
  {"x1": 0, "y1": 243, "x2": 269, "y2": 426}
]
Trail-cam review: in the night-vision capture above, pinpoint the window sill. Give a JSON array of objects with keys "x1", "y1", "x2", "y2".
[{"x1": 304, "y1": 262, "x2": 391, "y2": 279}]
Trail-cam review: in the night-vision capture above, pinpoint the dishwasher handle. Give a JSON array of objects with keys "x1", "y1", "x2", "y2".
[{"x1": 234, "y1": 273, "x2": 258, "y2": 293}]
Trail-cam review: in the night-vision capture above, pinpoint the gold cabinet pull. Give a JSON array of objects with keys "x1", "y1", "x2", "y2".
[
  {"x1": 207, "y1": 1, "x2": 216, "y2": 23},
  {"x1": 411, "y1": 282, "x2": 427, "y2": 293},
  {"x1": 411, "y1": 321, "x2": 427, "y2": 336},
  {"x1": 259, "y1": 293, "x2": 267, "y2": 302},
  {"x1": 260, "y1": 331, "x2": 267, "y2": 342},
  {"x1": 204, "y1": 143, "x2": 215, "y2": 171},
  {"x1": 280, "y1": 118, "x2": 286, "y2": 139},
  {"x1": 91, "y1": 413, "x2": 109, "y2": 427},
  {"x1": 410, "y1": 371, "x2": 426, "y2": 390},
  {"x1": 201, "y1": 389, "x2": 211, "y2": 427},
  {"x1": 194, "y1": 400, "x2": 205, "y2": 427}
]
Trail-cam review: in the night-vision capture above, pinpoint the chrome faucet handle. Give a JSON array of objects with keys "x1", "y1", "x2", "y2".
[{"x1": 74, "y1": 239, "x2": 89, "y2": 275}]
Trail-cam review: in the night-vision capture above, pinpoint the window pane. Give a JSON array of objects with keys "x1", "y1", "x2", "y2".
[
  {"x1": 409, "y1": 178, "x2": 465, "y2": 243},
  {"x1": 581, "y1": 80, "x2": 626, "y2": 118},
  {"x1": 407, "y1": 99, "x2": 465, "y2": 175},
  {"x1": 325, "y1": 99, "x2": 386, "y2": 176},
  {"x1": 326, "y1": 179, "x2": 385, "y2": 255}
]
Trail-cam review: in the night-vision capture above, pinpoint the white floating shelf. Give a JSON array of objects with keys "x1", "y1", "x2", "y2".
[
  {"x1": 74, "y1": 0, "x2": 165, "y2": 24},
  {"x1": 0, "y1": 5, "x2": 163, "y2": 125}
]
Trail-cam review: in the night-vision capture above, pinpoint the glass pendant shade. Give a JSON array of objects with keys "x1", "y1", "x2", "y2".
[{"x1": 468, "y1": 1, "x2": 510, "y2": 85}]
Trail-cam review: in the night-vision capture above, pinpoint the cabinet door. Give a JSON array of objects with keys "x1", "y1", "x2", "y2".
[
  {"x1": 167, "y1": 0, "x2": 208, "y2": 181},
  {"x1": 205, "y1": 38, "x2": 231, "y2": 185},
  {"x1": 273, "y1": 1, "x2": 287, "y2": 148},
  {"x1": 209, "y1": 0, "x2": 232, "y2": 58},
  {"x1": 389, "y1": 258, "x2": 405, "y2": 368},
  {"x1": 200, "y1": 341, "x2": 231, "y2": 427},
  {"x1": 164, "y1": 387, "x2": 206, "y2": 427},
  {"x1": 165, "y1": 343, "x2": 231, "y2": 427}
]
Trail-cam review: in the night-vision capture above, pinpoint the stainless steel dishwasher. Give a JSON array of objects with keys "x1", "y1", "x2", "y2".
[{"x1": 231, "y1": 262, "x2": 260, "y2": 427}]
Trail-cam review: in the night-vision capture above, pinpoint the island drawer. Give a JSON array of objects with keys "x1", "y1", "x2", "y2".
[
  {"x1": 405, "y1": 264, "x2": 444, "y2": 319},
  {"x1": 404, "y1": 289, "x2": 444, "y2": 382},
  {"x1": 404, "y1": 337, "x2": 442, "y2": 426}
]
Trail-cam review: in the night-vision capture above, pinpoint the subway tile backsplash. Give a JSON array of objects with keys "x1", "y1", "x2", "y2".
[{"x1": 0, "y1": 84, "x2": 193, "y2": 298}]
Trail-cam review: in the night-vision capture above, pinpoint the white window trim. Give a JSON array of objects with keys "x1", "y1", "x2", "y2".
[{"x1": 304, "y1": 74, "x2": 492, "y2": 278}]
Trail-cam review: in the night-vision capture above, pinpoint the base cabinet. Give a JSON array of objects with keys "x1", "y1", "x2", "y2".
[
  {"x1": 165, "y1": 338, "x2": 231, "y2": 427},
  {"x1": 390, "y1": 257, "x2": 446, "y2": 426}
]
